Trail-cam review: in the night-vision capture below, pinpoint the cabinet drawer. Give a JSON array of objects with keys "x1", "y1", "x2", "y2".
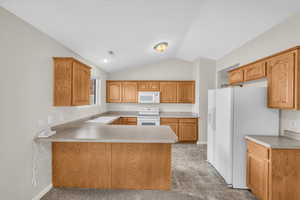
[
  {"x1": 161, "y1": 118, "x2": 178, "y2": 123},
  {"x1": 179, "y1": 118, "x2": 197, "y2": 124},
  {"x1": 247, "y1": 140, "x2": 269, "y2": 160}
]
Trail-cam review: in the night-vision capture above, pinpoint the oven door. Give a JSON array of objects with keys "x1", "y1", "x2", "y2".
[{"x1": 137, "y1": 117, "x2": 160, "y2": 126}]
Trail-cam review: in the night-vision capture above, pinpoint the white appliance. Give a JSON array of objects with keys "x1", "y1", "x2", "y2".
[
  {"x1": 137, "y1": 107, "x2": 160, "y2": 126},
  {"x1": 207, "y1": 87, "x2": 279, "y2": 189},
  {"x1": 138, "y1": 91, "x2": 160, "y2": 104}
]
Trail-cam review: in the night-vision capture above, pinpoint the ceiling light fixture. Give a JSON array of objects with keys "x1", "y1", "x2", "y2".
[
  {"x1": 103, "y1": 51, "x2": 115, "y2": 64},
  {"x1": 153, "y1": 42, "x2": 168, "y2": 53}
]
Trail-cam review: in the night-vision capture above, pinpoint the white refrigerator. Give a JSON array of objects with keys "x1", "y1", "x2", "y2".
[{"x1": 207, "y1": 86, "x2": 279, "y2": 189}]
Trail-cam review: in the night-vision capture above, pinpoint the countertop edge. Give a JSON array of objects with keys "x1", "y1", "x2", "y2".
[{"x1": 245, "y1": 136, "x2": 272, "y2": 148}]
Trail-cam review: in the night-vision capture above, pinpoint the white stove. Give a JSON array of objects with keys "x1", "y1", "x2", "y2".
[{"x1": 137, "y1": 107, "x2": 160, "y2": 126}]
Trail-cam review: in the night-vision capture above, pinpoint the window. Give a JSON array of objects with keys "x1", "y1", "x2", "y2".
[{"x1": 90, "y1": 78, "x2": 101, "y2": 105}]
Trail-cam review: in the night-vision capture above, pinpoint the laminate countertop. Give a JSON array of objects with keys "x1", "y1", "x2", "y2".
[
  {"x1": 36, "y1": 125, "x2": 177, "y2": 143},
  {"x1": 103, "y1": 111, "x2": 199, "y2": 118},
  {"x1": 245, "y1": 135, "x2": 300, "y2": 149}
]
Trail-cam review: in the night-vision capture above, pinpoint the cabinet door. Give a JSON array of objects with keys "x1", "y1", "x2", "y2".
[
  {"x1": 72, "y1": 61, "x2": 91, "y2": 106},
  {"x1": 53, "y1": 58, "x2": 73, "y2": 106},
  {"x1": 244, "y1": 62, "x2": 266, "y2": 81},
  {"x1": 177, "y1": 81, "x2": 195, "y2": 103},
  {"x1": 229, "y1": 69, "x2": 244, "y2": 84},
  {"x1": 160, "y1": 82, "x2": 178, "y2": 103},
  {"x1": 107, "y1": 81, "x2": 122, "y2": 103},
  {"x1": 178, "y1": 119, "x2": 198, "y2": 142},
  {"x1": 267, "y1": 52, "x2": 295, "y2": 109},
  {"x1": 247, "y1": 153, "x2": 269, "y2": 200},
  {"x1": 122, "y1": 82, "x2": 138, "y2": 103}
]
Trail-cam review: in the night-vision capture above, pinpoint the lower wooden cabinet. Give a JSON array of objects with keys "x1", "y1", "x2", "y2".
[
  {"x1": 111, "y1": 117, "x2": 137, "y2": 125},
  {"x1": 246, "y1": 140, "x2": 300, "y2": 200},
  {"x1": 161, "y1": 118, "x2": 198, "y2": 142}
]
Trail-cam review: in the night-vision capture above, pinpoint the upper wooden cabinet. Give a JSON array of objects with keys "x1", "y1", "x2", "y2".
[
  {"x1": 106, "y1": 80, "x2": 195, "y2": 104},
  {"x1": 267, "y1": 51, "x2": 296, "y2": 109},
  {"x1": 122, "y1": 82, "x2": 138, "y2": 103},
  {"x1": 54, "y1": 57, "x2": 91, "y2": 106},
  {"x1": 138, "y1": 81, "x2": 160, "y2": 91},
  {"x1": 228, "y1": 68, "x2": 244, "y2": 84},
  {"x1": 160, "y1": 81, "x2": 178, "y2": 103},
  {"x1": 244, "y1": 62, "x2": 266, "y2": 82},
  {"x1": 177, "y1": 81, "x2": 195, "y2": 103},
  {"x1": 107, "y1": 81, "x2": 122, "y2": 103}
]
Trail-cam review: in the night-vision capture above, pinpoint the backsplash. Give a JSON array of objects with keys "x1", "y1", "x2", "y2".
[
  {"x1": 107, "y1": 103, "x2": 196, "y2": 113},
  {"x1": 281, "y1": 110, "x2": 300, "y2": 135}
]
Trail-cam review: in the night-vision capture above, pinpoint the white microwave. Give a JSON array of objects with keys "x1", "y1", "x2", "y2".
[{"x1": 138, "y1": 92, "x2": 160, "y2": 104}]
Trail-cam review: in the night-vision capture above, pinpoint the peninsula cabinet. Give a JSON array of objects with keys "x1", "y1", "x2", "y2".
[
  {"x1": 54, "y1": 57, "x2": 91, "y2": 106},
  {"x1": 246, "y1": 140, "x2": 300, "y2": 200}
]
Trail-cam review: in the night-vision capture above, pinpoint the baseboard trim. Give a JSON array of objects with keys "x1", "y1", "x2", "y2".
[
  {"x1": 32, "y1": 184, "x2": 52, "y2": 200},
  {"x1": 197, "y1": 141, "x2": 207, "y2": 145}
]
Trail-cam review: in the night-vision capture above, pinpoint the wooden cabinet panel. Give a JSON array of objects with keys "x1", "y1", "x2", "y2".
[
  {"x1": 267, "y1": 51, "x2": 295, "y2": 109},
  {"x1": 52, "y1": 142, "x2": 111, "y2": 189},
  {"x1": 177, "y1": 81, "x2": 195, "y2": 103},
  {"x1": 54, "y1": 58, "x2": 91, "y2": 106},
  {"x1": 178, "y1": 118, "x2": 198, "y2": 142},
  {"x1": 72, "y1": 61, "x2": 91, "y2": 106},
  {"x1": 111, "y1": 117, "x2": 137, "y2": 125},
  {"x1": 160, "y1": 82, "x2": 178, "y2": 103},
  {"x1": 247, "y1": 152, "x2": 269, "y2": 200},
  {"x1": 138, "y1": 81, "x2": 160, "y2": 91},
  {"x1": 122, "y1": 82, "x2": 138, "y2": 103},
  {"x1": 244, "y1": 62, "x2": 266, "y2": 81},
  {"x1": 54, "y1": 58, "x2": 73, "y2": 106},
  {"x1": 229, "y1": 69, "x2": 244, "y2": 84},
  {"x1": 107, "y1": 81, "x2": 122, "y2": 103},
  {"x1": 111, "y1": 143, "x2": 171, "y2": 190}
]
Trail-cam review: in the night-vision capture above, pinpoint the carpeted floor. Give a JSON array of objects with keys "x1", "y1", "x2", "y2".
[{"x1": 41, "y1": 144, "x2": 256, "y2": 200}]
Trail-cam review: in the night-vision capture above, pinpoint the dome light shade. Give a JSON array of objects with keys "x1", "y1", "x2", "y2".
[{"x1": 153, "y1": 42, "x2": 168, "y2": 52}]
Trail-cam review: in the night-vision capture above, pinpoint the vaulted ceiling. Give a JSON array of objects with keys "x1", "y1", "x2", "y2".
[{"x1": 1, "y1": 0, "x2": 300, "y2": 72}]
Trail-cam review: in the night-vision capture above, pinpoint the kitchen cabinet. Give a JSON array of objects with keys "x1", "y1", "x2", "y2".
[
  {"x1": 122, "y1": 82, "x2": 138, "y2": 103},
  {"x1": 246, "y1": 140, "x2": 300, "y2": 200},
  {"x1": 246, "y1": 141, "x2": 269, "y2": 200},
  {"x1": 228, "y1": 68, "x2": 244, "y2": 85},
  {"x1": 54, "y1": 57, "x2": 91, "y2": 106},
  {"x1": 244, "y1": 62, "x2": 266, "y2": 82},
  {"x1": 161, "y1": 118, "x2": 198, "y2": 142},
  {"x1": 106, "y1": 80, "x2": 195, "y2": 104},
  {"x1": 138, "y1": 81, "x2": 160, "y2": 91},
  {"x1": 111, "y1": 117, "x2": 137, "y2": 125},
  {"x1": 159, "y1": 81, "x2": 178, "y2": 103},
  {"x1": 107, "y1": 81, "x2": 122, "y2": 103},
  {"x1": 178, "y1": 118, "x2": 198, "y2": 142},
  {"x1": 177, "y1": 81, "x2": 195, "y2": 103},
  {"x1": 267, "y1": 51, "x2": 296, "y2": 109}
]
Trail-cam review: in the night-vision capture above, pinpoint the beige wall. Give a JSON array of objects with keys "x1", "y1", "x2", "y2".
[
  {"x1": 0, "y1": 7, "x2": 107, "y2": 200},
  {"x1": 217, "y1": 12, "x2": 300, "y2": 135},
  {"x1": 108, "y1": 58, "x2": 216, "y2": 143},
  {"x1": 107, "y1": 59, "x2": 197, "y2": 112}
]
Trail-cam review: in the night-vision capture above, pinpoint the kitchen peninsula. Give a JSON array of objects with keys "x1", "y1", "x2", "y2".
[{"x1": 36, "y1": 119, "x2": 177, "y2": 190}]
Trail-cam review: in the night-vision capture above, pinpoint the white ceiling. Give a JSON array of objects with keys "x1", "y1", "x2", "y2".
[{"x1": 1, "y1": 0, "x2": 300, "y2": 72}]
